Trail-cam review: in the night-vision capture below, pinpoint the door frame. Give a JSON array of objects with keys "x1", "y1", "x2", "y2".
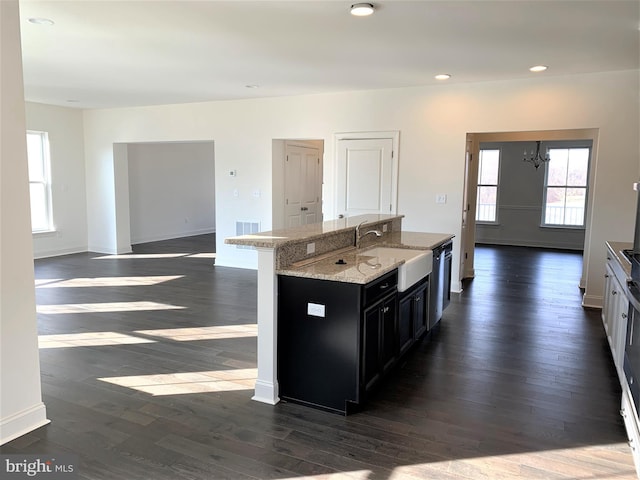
[
  {"x1": 461, "y1": 128, "x2": 599, "y2": 291},
  {"x1": 333, "y1": 131, "x2": 400, "y2": 219}
]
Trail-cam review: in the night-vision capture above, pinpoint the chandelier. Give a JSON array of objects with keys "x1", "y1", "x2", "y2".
[{"x1": 523, "y1": 141, "x2": 550, "y2": 169}]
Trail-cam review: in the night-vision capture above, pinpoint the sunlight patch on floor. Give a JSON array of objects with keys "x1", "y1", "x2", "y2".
[
  {"x1": 37, "y1": 301, "x2": 185, "y2": 314},
  {"x1": 387, "y1": 443, "x2": 637, "y2": 480},
  {"x1": 136, "y1": 324, "x2": 256, "y2": 341},
  {"x1": 98, "y1": 368, "x2": 256, "y2": 396},
  {"x1": 35, "y1": 275, "x2": 184, "y2": 288},
  {"x1": 279, "y1": 471, "x2": 371, "y2": 480},
  {"x1": 39, "y1": 331, "x2": 156, "y2": 349},
  {"x1": 186, "y1": 252, "x2": 216, "y2": 259},
  {"x1": 92, "y1": 253, "x2": 189, "y2": 259}
]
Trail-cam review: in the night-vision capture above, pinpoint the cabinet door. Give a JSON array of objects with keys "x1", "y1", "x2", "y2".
[
  {"x1": 362, "y1": 305, "x2": 381, "y2": 392},
  {"x1": 398, "y1": 294, "x2": 414, "y2": 355},
  {"x1": 381, "y1": 297, "x2": 397, "y2": 373},
  {"x1": 603, "y1": 261, "x2": 616, "y2": 344},
  {"x1": 413, "y1": 283, "x2": 428, "y2": 339}
]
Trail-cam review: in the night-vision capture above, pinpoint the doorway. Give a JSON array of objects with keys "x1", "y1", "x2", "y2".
[{"x1": 461, "y1": 129, "x2": 599, "y2": 289}]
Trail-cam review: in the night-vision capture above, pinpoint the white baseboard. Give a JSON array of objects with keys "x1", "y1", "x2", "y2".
[
  {"x1": 0, "y1": 402, "x2": 49, "y2": 446},
  {"x1": 33, "y1": 245, "x2": 87, "y2": 260},
  {"x1": 131, "y1": 228, "x2": 216, "y2": 245},
  {"x1": 582, "y1": 293, "x2": 603, "y2": 309}
]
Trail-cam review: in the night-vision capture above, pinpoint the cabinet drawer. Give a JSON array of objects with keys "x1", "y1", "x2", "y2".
[{"x1": 363, "y1": 270, "x2": 397, "y2": 306}]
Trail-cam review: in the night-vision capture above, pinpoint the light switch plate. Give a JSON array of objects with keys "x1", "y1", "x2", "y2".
[
  {"x1": 436, "y1": 194, "x2": 447, "y2": 204},
  {"x1": 307, "y1": 242, "x2": 316, "y2": 254}
]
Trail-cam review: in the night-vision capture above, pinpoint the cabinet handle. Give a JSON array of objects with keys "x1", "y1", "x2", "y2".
[
  {"x1": 612, "y1": 290, "x2": 617, "y2": 295},
  {"x1": 383, "y1": 306, "x2": 389, "y2": 313},
  {"x1": 605, "y1": 274, "x2": 610, "y2": 278},
  {"x1": 623, "y1": 313, "x2": 628, "y2": 319},
  {"x1": 621, "y1": 408, "x2": 627, "y2": 418},
  {"x1": 415, "y1": 297, "x2": 421, "y2": 303},
  {"x1": 629, "y1": 439, "x2": 636, "y2": 451},
  {"x1": 380, "y1": 283, "x2": 389, "y2": 290}
]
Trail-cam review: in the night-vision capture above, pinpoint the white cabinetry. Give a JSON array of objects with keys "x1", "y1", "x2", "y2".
[
  {"x1": 603, "y1": 257, "x2": 629, "y2": 382},
  {"x1": 603, "y1": 243, "x2": 639, "y2": 475}
]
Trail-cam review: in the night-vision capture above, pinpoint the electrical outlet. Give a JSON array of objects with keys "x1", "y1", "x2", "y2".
[
  {"x1": 382, "y1": 223, "x2": 388, "y2": 233},
  {"x1": 307, "y1": 242, "x2": 316, "y2": 255},
  {"x1": 436, "y1": 194, "x2": 447, "y2": 204},
  {"x1": 307, "y1": 303, "x2": 326, "y2": 317}
]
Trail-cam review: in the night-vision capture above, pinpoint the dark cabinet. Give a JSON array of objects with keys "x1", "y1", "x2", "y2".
[
  {"x1": 398, "y1": 278, "x2": 429, "y2": 356},
  {"x1": 363, "y1": 294, "x2": 397, "y2": 393},
  {"x1": 277, "y1": 270, "x2": 397, "y2": 414}
]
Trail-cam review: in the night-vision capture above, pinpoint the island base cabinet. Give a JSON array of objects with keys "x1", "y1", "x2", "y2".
[{"x1": 278, "y1": 276, "x2": 362, "y2": 414}]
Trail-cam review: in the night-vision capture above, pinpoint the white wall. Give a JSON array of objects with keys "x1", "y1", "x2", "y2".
[
  {"x1": 82, "y1": 69, "x2": 639, "y2": 306},
  {"x1": 0, "y1": 0, "x2": 49, "y2": 444},
  {"x1": 476, "y1": 140, "x2": 589, "y2": 250},
  {"x1": 25, "y1": 102, "x2": 88, "y2": 258},
  {"x1": 127, "y1": 141, "x2": 215, "y2": 244}
]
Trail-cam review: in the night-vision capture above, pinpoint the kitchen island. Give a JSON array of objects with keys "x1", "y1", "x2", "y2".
[{"x1": 225, "y1": 214, "x2": 453, "y2": 410}]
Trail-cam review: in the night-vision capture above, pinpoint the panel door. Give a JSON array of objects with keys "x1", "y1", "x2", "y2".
[
  {"x1": 285, "y1": 143, "x2": 321, "y2": 227},
  {"x1": 336, "y1": 138, "x2": 394, "y2": 217}
]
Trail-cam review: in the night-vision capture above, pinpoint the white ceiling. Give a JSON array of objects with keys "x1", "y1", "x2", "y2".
[{"x1": 18, "y1": 0, "x2": 640, "y2": 109}]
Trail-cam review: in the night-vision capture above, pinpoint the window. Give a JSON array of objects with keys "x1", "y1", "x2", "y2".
[
  {"x1": 543, "y1": 147, "x2": 589, "y2": 227},
  {"x1": 476, "y1": 149, "x2": 500, "y2": 223},
  {"x1": 26, "y1": 131, "x2": 53, "y2": 232}
]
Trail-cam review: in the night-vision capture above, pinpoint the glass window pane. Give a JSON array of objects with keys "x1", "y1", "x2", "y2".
[
  {"x1": 26, "y1": 133, "x2": 45, "y2": 181},
  {"x1": 30, "y1": 183, "x2": 48, "y2": 231},
  {"x1": 544, "y1": 187, "x2": 567, "y2": 225},
  {"x1": 567, "y1": 148, "x2": 589, "y2": 186},
  {"x1": 476, "y1": 186, "x2": 497, "y2": 222},
  {"x1": 547, "y1": 149, "x2": 568, "y2": 186},
  {"x1": 564, "y1": 187, "x2": 586, "y2": 225},
  {"x1": 479, "y1": 149, "x2": 499, "y2": 185}
]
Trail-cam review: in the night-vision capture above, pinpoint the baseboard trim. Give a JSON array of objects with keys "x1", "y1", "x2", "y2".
[
  {"x1": 33, "y1": 245, "x2": 87, "y2": 260},
  {"x1": 582, "y1": 293, "x2": 603, "y2": 309},
  {"x1": 131, "y1": 229, "x2": 216, "y2": 246},
  {"x1": 0, "y1": 402, "x2": 50, "y2": 446}
]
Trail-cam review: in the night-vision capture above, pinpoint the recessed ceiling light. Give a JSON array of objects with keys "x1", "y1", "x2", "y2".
[
  {"x1": 28, "y1": 17, "x2": 54, "y2": 26},
  {"x1": 350, "y1": 3, "x2": 375, "y2": 16},
  {"x1": 435, "y1": 74, "x2": 451, "y2": 80},
  {"x1": 529, "y1": 65, "x2": 548, "y2": 73},
  {"x1": 245, "y1": 84, "x2": 260, "y2": 89}
]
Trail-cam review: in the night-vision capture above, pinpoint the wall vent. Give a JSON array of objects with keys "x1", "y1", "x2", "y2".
[{"x1": 235, "y1": 221, "x2": 260, "y2": 249}]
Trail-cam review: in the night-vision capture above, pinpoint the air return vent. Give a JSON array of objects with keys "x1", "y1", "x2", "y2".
[{"x1": 235, "y1": 221, "x2": 260, "y2": 249}]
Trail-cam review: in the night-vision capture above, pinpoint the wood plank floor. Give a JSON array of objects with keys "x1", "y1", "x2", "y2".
[{"x1": 2, "y1": 237, "x2": 637, "y2": 479}]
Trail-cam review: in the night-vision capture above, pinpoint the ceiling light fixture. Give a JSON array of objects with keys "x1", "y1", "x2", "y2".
[
  {"x1": 245, "y1": 84, "x2": 260, "y2": 89},
  {"x1": 434, "y1": 74, "x2": 451, "y2": 80},
  {"x1": 350, "y1": 3, "x2": 375, "y2": 16},
  {"x1": 529, "y1": 65, "x2": 548, "y2": 73},
  {"x1": 28, "y1": 17, "x2": 54, "y2": 26},
  {"x1": 523, "y1": 141, "x2": 550, "y2": 169}
]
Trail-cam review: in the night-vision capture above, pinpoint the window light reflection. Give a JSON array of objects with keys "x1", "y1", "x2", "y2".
[
  {"x1": 39, "y1": 331, "x2": 156, "y2": 349},
  {"x1": 98, "y1": 369, "x2": 257, "y2": 396},
  {"x1": 37, "y1": 301, "x2": 185, "y2": 314},
  {"x1": 36, "y1": 275, "x2": 183, "y2": 288},
  {"x1": 136, "y1": 324, "x2": 256, "y2": 341}
]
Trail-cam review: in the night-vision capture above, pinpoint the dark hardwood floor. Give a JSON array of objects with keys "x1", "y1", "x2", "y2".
[{"x1": 2, "y1": 239, "x2": 637, "y2": 479}]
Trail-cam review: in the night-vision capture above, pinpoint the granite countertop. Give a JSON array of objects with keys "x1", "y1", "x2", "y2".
[
  {"x1": 607, "y1": 241, "x2": 632, "y2": 279},
  {"x1": 225, "y1": 214, "x2": 403, "y2": 248},
  {"x1": 277, "y1": 231, "x2": 454, "y2": 284}
]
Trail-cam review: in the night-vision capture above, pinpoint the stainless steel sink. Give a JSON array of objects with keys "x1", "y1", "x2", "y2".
[{"x1": 361, "y1": 247, "x2": 433, "y2": 292}]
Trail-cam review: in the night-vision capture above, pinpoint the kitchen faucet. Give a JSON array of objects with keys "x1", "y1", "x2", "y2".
[{"x1": 355, "y1": 220, "x2": 382, "y2": 249}]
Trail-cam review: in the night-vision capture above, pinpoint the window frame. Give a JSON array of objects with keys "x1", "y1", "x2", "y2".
[
  {"x1": 26, "y1": 130, "x2": 54, "y2": 234},
  {"x1": 541, "y1": 146, "x2": 590, "y2": 230},
  {"x1": 475, "y1": 148, "x2": 501, "y2": 225}
]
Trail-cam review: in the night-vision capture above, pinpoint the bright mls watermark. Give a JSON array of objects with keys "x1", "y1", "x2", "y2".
[{"x1": 1, "y1": 455, "x2": 77, "y2": 479}]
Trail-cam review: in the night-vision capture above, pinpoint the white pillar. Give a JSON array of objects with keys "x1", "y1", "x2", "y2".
[
  {"x1": 252, "y1": 247, "x2": 280, "y2": 404},
  {"x1": 0, "y1": 0, "x2": 49, "y2": 444}
]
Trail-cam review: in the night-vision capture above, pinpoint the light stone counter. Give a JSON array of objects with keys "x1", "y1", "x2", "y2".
[{"x1": 277, "y1": 231, "x2": 455, "y2": 284}]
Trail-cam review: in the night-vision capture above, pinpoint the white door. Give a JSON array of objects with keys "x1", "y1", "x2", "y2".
[
  {"x1": 284, "y1": 143, "x2": 321, "y2": 227},
  {"x1": 336, "y1": 137, "x2": 395, "y2": 217}
]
